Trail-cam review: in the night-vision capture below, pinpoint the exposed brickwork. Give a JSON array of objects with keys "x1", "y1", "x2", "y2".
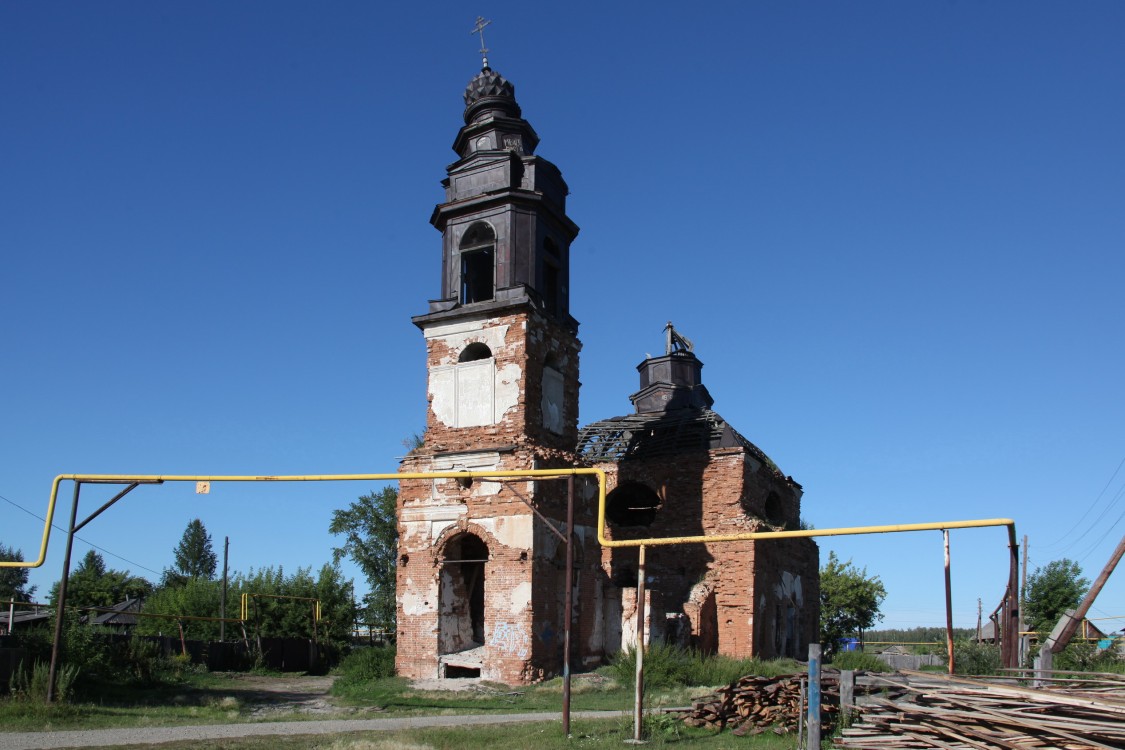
[
  {"x1": 397, "y1": 302, "x2": 595, "y2": 684},
  {"x1": 397, "y1": 70, "x2": 819, "y2": 685},
  {"x1": 595, "y1": 445, "x2": 819, "y2": 661}
]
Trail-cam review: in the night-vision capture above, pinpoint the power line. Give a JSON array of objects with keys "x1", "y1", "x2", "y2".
[
  {"x1": 0, "y1": 491, "x2": 162, "y2": 577},
  {"x1": 1043, "y1": 451, "x2": 1125, "y2": 552}
]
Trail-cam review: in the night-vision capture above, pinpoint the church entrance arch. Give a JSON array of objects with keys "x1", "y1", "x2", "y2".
[{"x1": 438, "y1": 531, "x2": 488, "y2": 665}]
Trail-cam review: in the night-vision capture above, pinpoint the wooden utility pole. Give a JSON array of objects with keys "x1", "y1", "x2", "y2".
[
  {"x1": 1046, "y1": 533, "x2": 1125, "y2": 654},
  {"x1": 220, "y1": 536, "x2": 229, "y2": 641}
]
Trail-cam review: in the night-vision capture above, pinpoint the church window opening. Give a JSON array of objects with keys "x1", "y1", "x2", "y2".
[
  {"x1": 542, "y1": 261, "x2": 560, "y2": 316},
  {"x1": 459, "y1": 342, "x2": 493, "y2": 363},
  {"x1": 541, "y1": 354, "x2": 564, "y2": 434},
  {"x1": 460, "y1": 222, "x2": 495, "y2": 304},
  {"x1": 605, "y1": 482, "x2": 661, "y2": 527},
  {"x1": 439, "y1": 533, "x2": 488, "y2": 657},
  {"x1": 764, "y1": 491, "x2": 784, "y2": 526}
]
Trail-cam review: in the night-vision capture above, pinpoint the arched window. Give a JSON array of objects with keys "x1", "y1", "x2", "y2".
[
  {"x1": 605, "y1": 482, "x2": 661, "y2": 527},
  {"x1": 460, "y1": 222, "x2": 495, "y2": 304},
  {"x1": 459, "y1": 343, "x2": 493, "y2": 363}
]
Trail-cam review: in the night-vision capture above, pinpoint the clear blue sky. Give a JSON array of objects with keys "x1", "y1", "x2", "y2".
[{"x1": 3, "y1": 2, "x2": 1123, "y2": 634}]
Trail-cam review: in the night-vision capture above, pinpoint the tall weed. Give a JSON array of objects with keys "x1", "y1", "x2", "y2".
[
  {"x1": 608, "y1": 644, "x2": 801, "y2": 688},
  {"x1": 8, "y1": 660, "x2": 80, "y2": 703}
]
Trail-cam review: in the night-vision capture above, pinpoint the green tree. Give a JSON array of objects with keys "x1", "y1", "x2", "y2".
[
  {"x1": 235, "y1": 564, "x2": 355, "y2": 649},
  {"x1": 819, "y1": 551, "x2": 887, "y2": 658},
  {"x1": 330, "y1": 486, "x2": 398, "y2": 633},
  {"x1": 138, "y1": 577, "x2": 225, "y2": 641},
  {"x1": 50, "y1": 550, "x2": 153, "y2": 609},
  {"x1": 163, "y1": 518, "x2": 217, "y2": 586},
  {"x1": 1, "y1": 543, "x2": 37, "y2": 602},
  {"x1": 1023, "y1": 558, "x2": 1089, "y2": 634}
]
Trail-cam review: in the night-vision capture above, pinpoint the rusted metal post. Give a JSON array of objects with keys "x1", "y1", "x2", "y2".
[
  {"x1": 562, "y1": 475, "x2": 574, "y2": 737},
  {"x1": 1020, "y1": 534, "x2": 1028, "y2": 664},
  {"x1": 1004, "y1": 529, "x2": 1020, "y2": 667},
  {"x1": 47, "y1": 480, "x2": 82, "y2": 704},
  {"x1": 633, "y1": 544, "x2": 647, "y2": 743},
  {"x1": 944, "y1": 530, "x2": 955, "y2": 674}
]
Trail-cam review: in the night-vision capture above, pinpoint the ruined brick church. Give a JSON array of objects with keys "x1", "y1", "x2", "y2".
[{"x1": 395, "y1": 62, "x2": 819, "y2": 684}]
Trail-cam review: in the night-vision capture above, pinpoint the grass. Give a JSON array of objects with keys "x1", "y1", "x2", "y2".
[
  {"x1": 329, "y1": 673, "x2": 712, "y2": 715},
  {"x1": 0, "y1": 672, "x2": 249, "y2": 731},
  {"x1": 79, "y1": 717, "x2": 799, "y2": 749}
]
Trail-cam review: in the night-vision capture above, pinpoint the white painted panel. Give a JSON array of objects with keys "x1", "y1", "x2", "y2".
[
  {"x1": 456, "y1": 360, "x2": 494, "y2": 427},
  {"x1": 430, "y1": 366, "x2": 456, "y2": 428}
]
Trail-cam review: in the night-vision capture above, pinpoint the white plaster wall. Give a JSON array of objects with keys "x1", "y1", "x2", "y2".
[
  {"x1": 424, "y1": 318, "x2": 522, "y2": 429},
  {"x1": 401, "y1": 577, "x2": 438, "y2": 617},
  {"x1": 476, "y1": 514, "x2": 533, "y2": 550}
]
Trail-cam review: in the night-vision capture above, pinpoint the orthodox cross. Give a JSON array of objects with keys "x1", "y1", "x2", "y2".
[{"x1": 471, "y1": 16, "x2": 492, "y2": 69}]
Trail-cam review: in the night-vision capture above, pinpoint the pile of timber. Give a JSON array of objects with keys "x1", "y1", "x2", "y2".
[
  {"x1": 836, "y1": 670, "x2": 1125, "y2": 749},
  {"x1": 674, "y1": 670, "x2": 892, "y2": 736}
]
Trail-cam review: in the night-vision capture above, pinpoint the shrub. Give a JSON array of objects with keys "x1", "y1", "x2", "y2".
[
  {"x1": 1056, "y1": 641, "x2": 1123, "y2": 673},
  {"x1": 829, "y1": 651, "x2": 892, "y2": 672},
  {"x1": 335, "y1": 645, "x2": 396, "y2": 686},
  {"x1": 952, "y1": 640, "x2": 1000, "y2": 675}
]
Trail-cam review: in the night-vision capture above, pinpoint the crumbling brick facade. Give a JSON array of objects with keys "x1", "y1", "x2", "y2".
[{"x1": 397, "y1": 65, "x2": 819, "y2": 684}]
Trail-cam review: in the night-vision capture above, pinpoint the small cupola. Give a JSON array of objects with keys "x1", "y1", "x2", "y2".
[{"x1": 630, "y1": 323, "x2": 714, "y2": 413}]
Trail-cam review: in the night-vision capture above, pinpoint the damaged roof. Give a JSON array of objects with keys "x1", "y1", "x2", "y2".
[{"x1": 576, "y1": 407, "x2": 782, "y2": 475}]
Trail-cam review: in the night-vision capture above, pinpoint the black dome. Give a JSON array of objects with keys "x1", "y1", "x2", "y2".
[{"x1": 463, "y1": 67, "x2": 520, "y2": 122}]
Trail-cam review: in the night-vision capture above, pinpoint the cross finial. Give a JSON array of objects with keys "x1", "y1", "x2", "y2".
[{"x1": 471, "y1": 16, "x2": 492, "y2": 70}]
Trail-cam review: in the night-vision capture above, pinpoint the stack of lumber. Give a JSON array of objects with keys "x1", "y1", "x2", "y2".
[
  {"x1": 676, "y1": 671, "x2": 887, "y2": 736},
  {"x1": 836, "y1": 670, "x2": 1125, "y2": 749},
  {"x1": 678, "y1": 673, "x2": 815, "y2": 735}
]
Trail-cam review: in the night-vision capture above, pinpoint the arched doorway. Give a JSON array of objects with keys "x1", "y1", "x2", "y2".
[{"x1": 439, "y1": 532, "x2": 488, "y2": 676}]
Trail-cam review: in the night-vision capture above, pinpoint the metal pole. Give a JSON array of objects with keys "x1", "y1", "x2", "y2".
[
  {"x1": 562, "y1": 475, "x2": 574, "y2": 737},
  {"x1": 47, "y1": 480, "x2": 82, "y2": 703},
  {"x1": 944, "y1": 530, "x2": 955, "y2": 674},
  {"x1": 807, "y1": 643, "x2": 821, "y2": 749},
  {"x1": 633, "y1": 544, "x2": 647, "y2": 743},
  {"x1": 7, "y1": 599, "x2": 13, "y2": 634},
  {"x1": 220, "y1": 536, "x2": 229, "y2": 641},
  {"x1": 1020, "y1": 534, "x2": 1028, "y2": 664},
  {"x1": 1005, "y1": 530, "x2": 1020, "y2": 667}
]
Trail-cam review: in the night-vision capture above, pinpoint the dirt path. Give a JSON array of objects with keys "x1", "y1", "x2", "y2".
[{"x1": 208, "y1": 673, "x2": 354, "y2": 718}]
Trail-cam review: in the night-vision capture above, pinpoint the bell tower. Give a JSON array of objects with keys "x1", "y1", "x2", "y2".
[{"x1": 396, "y1": 58, "x2": 585, "y2": 684}]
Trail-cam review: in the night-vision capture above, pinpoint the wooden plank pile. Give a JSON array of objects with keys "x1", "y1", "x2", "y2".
[
  {"x1": 674, "y1": 670, "x2": 891, "y2": 736},
  {"x1": 836, "y1": 670, "x2": 1125, "y2": 749}
]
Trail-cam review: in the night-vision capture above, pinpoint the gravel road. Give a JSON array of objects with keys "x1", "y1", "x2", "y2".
[{"x1": 0, "y1": 710, "x2": 625, "y2": 749}]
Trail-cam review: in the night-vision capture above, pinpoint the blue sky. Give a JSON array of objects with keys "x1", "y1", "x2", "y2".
[{"x1": 3, "y1": 2, "x2": 1123, "y2": 635}]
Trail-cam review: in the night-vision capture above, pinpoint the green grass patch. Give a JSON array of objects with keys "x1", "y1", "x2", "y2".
[
  {"x1": 82, "y1": 717, "x2": 799, "y2": 749},
  {"x1": 827, "y1": 651, "x2": 892, "y2": 672}
]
